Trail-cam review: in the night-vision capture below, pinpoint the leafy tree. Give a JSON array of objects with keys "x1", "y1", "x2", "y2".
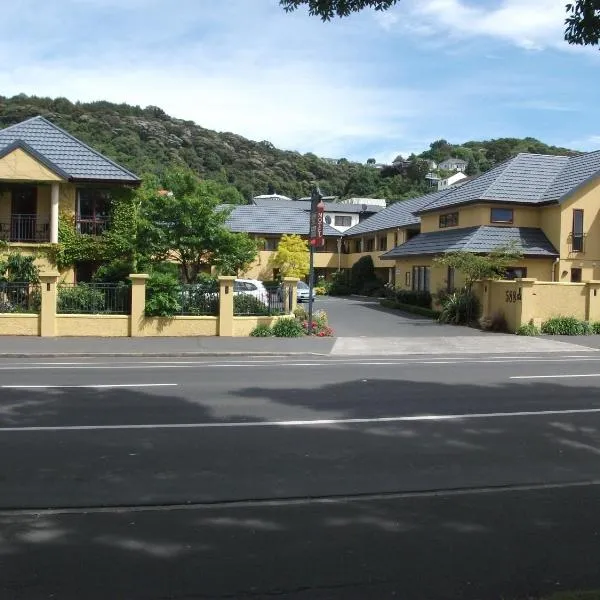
[
  {"x1": 433, "y1": 246, "x2": 523, "y2": 290},
  {"x1": 406, "y1": 158, "x2": 430, "y2": 182},
  {"x1": 280, "y1": 0, "x2": 599, "y2": 48},
  {"x1": 366, "y1": 158, "x2": 376, "y2": 165},
  {"x1": 270, "y1": 234, "x2": 309, "y2": 278},
  {"x1": 137, "y1": 169, "x2": 257, "y2": 282},
  {"x1": 0, "y1": 252, "x2": 39, "y2": 283},
  {"x1": 350, "y1": 255, "x2": 377, "y2": 293}
]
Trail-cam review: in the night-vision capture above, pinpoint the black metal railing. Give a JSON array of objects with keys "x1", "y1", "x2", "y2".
[
  {"x1": 76, "y1": 217, "x2": 110, "y2": 236},
  {"x1": 179, "y1": 285, "x2": 219, "y2": 315},
  {"x1": 0, "y1": 214, "x2": 50, "y2": 243},
  {"x1": 57, "y1": 282, "x2": 131, "y2": 314},
  {"x1": 234, "y1": 286, "x2": 288, "y2": 316},
  {"x1": 0, "y1": 282, "x2": 41, "y2": 313},
  {"x1": 569, "y1": 232, "x2": 586, "y2": 253}
]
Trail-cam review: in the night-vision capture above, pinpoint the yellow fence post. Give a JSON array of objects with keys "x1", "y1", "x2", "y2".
[
  {"x1": 39, "y1": 271, "x2": 59, "y2": 337},
  {"x1": 129, "y1": 274, "x2": 149, "y2": 337},
  {"x1": 282, "y1": 277, "x2": 298, "y2": 314},
  {"x1": 586, "y1": 281, "x2": 600, "y2": 322},
  {"x1": 515, "y1": 278, "x2": 537, "y2": 331},
  {"x1": 218, "y1": 276, "x2": 236, "y2": 337}
]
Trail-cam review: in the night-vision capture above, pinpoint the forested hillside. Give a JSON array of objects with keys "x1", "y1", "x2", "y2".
[{"x1": 0, "y1": 94, "x2": 579, "y2": 203}]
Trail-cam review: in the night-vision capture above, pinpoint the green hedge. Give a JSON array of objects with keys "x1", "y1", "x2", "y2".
[{"x1": 380, "y1": 299, "x2": 440, "y2": 319}]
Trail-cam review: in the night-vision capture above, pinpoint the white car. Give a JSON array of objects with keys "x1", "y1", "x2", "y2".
[
  {"x1": 234, "y1": 279, "x2": 269, "y2": 305},
  {"x1": 296, "y1": 280, "x2": 317, "y2": 303}
]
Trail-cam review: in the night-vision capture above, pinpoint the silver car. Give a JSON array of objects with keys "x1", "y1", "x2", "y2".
[{"x1": 296, "y1": 280, "x2": 317, "y2": 303}]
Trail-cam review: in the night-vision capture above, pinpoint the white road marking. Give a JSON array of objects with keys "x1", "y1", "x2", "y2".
[
  {"x1": 511, "y1": 373, "x2": 600, "y2": 380},
  {"x1": 3, "y1": 407, "x2": 600, "y2": 433},
  {"x1": 0, "y1": 383, "x2": 178, "y2": 389}
]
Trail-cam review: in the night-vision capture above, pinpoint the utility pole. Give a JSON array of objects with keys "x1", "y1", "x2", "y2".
[{"x1": 308, "y1": 186, "x2": 324, "y2": 334}]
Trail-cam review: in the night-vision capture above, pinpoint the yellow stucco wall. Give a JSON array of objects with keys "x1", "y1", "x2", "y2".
[
  {"x1": 140, "y1": 316, "x2": 219, "y2": 336},
  {"x1": 232, "y1": 315, "x2": 284, "y2": 336},
  {"x1": 0, "y1": 314, "x2": 40, "y2": 335},
  {"x1": 0, "y1": 148, "x2": 64, "y2": 182},
  {"x1": 486, "y1": 281, "x2": 520, "y2": 332},
  {"x1": 420, "y1": 204, "x2": 542, "y2": 233},
  {"x1": 529, "y1": 282, "x2": 588, "y2": 320},
  {"x1": 56, "y1": 315, "x2": 130, "y2": 336}
]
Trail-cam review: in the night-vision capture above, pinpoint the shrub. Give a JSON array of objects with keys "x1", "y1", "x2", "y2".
[
  {"x1": 329, "y1": 271, "x2": 351, "y2": 296},
  {"x1": 93, "y1": 259, "x2": 133, "y2": 284},
  {"x1": 145, "y1": 272, "x2": 181, "y2": 317},
  {"x1": 438, "y1": 290, "x2": 481, "y2": 325},
  {"x1": 195, "y1": 273, "x2": 218, "y2": 291},
  {"x1": 541, "y1": 316, "x2": 590, "y2": 336},
  {"x1": 361, "y1": 280, "x2": 385, "y2": 297},
  {"x1": 250, "y1": 324, "x2": 273, "y2": 337},
  {"x1": 234, "y1": 294, "x2": 269, "y2": 315},
  {"x1": 57, "y1": 284, "x2": 106, "y2": 314},
  {"x1": 396, "y1": 290, "x2": 432, "y2": 308},
  {"x1": 314, "y1": 286, "x2": 327, "y2": 295},
  {"x1": 272, "y1": 317, "x2": 305, "y2": 337},
  {"x1": 380, "y1": 299, "x2": 440, "y2": 319},
  {"x1": 350, "y1": 256, "x2": 376, "y2": 293},
  {"x1": 592, "y1": 322, "x2": 600, "y2": 335},
  {"x1": 517, "y1": 320, "x2": 541, "y2": 336},
  {"x1": 294, "y1": 305, "x2": 307, "y2": 320},
  {"x1": 479, "y1": 311, "x2": 509, "y2": 332}
]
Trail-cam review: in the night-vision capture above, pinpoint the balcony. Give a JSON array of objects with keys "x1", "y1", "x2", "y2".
[
  {"x1": 76, "y1": 217, "x2": 110, "y2": 236},
  {"x1": 568, "y1": 232, "x2": 586, "y2": 254},
  {"x1": 0, "y1": 214, "x2": 50, "y2": 243}
]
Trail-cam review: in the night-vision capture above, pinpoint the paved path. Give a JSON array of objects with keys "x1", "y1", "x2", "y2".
[{"x1": 4, "y1": 354, "x2": 600, "y2": 598}]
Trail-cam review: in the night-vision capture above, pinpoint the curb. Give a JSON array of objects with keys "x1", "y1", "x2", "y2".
[{"x1": 0, "y1": 351, "x2": 332, "y2": 359}]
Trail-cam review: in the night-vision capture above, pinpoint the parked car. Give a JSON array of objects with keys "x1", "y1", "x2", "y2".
[
  {"x1": 234, "y1": 279, "x2": 269, "y2": 305},
  {"x1": 296, "y1": 280, "x2": 316, "y2": 303}
]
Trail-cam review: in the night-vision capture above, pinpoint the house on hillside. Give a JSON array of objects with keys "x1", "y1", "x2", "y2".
[
  {"x1": 438, "y1": 171, "x2": 468, "y2": 190},
  {"x1": 381, "y1": 151, "x2": 600, "y2": 293},
  {"x1": 438, "y1": 158, "x2": 468, "y2": 172},
  {"x1": 0, "y1": 116, "x2": 140, "y2": 281}
]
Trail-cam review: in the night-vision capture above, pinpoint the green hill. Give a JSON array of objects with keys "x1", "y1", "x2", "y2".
[{"x1": 0, "y1": 94, "x2": 579, "y2": 203}]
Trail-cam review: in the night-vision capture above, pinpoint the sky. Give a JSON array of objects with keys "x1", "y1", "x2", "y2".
[{"x1": 1, "y1": 0, "x2": 599, "y2": 162}]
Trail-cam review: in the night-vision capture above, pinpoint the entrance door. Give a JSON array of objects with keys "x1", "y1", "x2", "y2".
[{"x1": 11, "y1": 186, "x2": 37, "y2": 242}]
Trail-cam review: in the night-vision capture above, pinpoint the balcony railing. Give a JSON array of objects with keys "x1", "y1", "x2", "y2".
[
  {"x1": 76, "y1": 217, "x2": 110, "y2": 236},
  {"x1": 568, "y1": 232, "x2": 586, "y2": 253},
  {"x1": 0, "y1": 214, "x2": 50, "y2": 243}
]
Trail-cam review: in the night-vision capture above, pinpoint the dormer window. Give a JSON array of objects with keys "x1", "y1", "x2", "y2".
[{"x1": 490, "y1": 208, "x2": 513, "y2": 224}]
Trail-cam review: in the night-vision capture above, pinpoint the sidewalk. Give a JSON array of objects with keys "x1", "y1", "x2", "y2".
[{"x1": 0, "y1": 336, "x2": 336, "y2": 358}]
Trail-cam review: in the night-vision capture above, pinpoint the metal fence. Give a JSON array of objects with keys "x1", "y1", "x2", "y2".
[
  {"x1": 179, "y1": 285, "x2": 219, "y2": 316},
  {"x1": 0, "y1": 214, "x2": 50, "y2": 243},
  {"x1": 57, "y1": 282, "x2": 131, "y2": 315},
  {"x1": 233, "y1": 285, "x2": 289, "y2": 316},
  {"x1": 0, "y1": 282, "x2": 41, "y2": 313}
]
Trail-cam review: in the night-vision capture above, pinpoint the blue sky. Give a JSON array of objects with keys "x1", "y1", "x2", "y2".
[{"x1": 1, "y1": 0, "x2": 598, "y2": 162}]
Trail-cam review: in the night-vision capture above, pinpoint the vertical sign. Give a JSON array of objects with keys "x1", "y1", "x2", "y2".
[{"x1": 310, "y1": 199, "x2": 325, "y2": 247}]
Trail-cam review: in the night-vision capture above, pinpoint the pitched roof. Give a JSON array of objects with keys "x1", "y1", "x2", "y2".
[
  {"x1": 343, "y1": 189, "x2": 453, "y2": 236},
  {"x1": 225, "y1": 205, "x2": 340, "y2": 236},
  {"x1": 252, "y1": 197, "x2": 382, "y2": 214},
  {"x1": 0, "y1": 116, "x2": 139, "y2": 183},
  {"x1": 381, "y1": 226, "x2": 558, "y2": 259},
  {"x1": 542, "y1": 150, "x2": 600, "y2": 201}
]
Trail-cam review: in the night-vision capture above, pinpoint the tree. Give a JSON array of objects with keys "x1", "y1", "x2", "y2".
[
  {"x1": 280, "y1": 0, "x2": 600, "y2": 49},
  {"x1": 406, "y1": 158, "x2": 430, "y2": 182},
  {"x1": 366, "y1": 158, "x2": 376, "y2": 165},
  {"x1": 465, "y1": 158, "x2": 479, "y2": 176},
  {"x1": 137, "y1": 169, "x2": 257, "y2": 282},
  {"x1": 270, "y1": 234, "x2": 309, "y2": 278},
  {"x1": 433, "y1": 246, "x2": 523, "y2": 290}
]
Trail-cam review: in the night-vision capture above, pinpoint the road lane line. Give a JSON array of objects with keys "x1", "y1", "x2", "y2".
[
  {"x1": 1, "y1": 383, "x2": 178, "y2": 389},
  {"x1": 511, "y1": 373, "x2": 600, "y2": 380},
  {"x1": 3, "y1": 407, "x2": 600, "y2": 432}
]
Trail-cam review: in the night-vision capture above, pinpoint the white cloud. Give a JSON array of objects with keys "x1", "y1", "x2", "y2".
[{"x1": 393, "y1": 0, "x2": 569, "y2": 51}]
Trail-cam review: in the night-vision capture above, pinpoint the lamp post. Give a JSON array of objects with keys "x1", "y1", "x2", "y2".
[{"x1": 308, "y1": 186, "x2": 324, "y2": 334}]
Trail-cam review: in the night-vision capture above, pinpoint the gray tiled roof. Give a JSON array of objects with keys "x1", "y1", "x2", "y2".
[
  {"x1": 543, "y1": 150, "x2": 600, "y2": 201},
  {"x1": 252, "y1": 198, "x2": 382, "y2": 214},
  {"x1": 381, "y1": 226, "x2": 558, "y2": 259},
  {"x1": 343, "y1": 189, "x2": 453, "y2": 236},
  {"x1": 0, "y1": 116, "x2": 139, "y2": 182},
  {"x1": 226, "y1": 205, "x2": 340, "y2": 236}
]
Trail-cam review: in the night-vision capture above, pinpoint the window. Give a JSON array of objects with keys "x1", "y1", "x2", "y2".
[
  {"x1": 572, "y1": 209, "x2": 584, "y2": 252},
  {"x1": 571, "y1": 268, "x2": 582, "y2": 283},
  {"x1": 412, "y1": 266, "x2": 430, "y2": 292},
  {"x1": 353, "y1": 240, "x2": 362, "y2": 253},
  {"x1": 439, "y1": 212, "x2": 459, "y2": 228},
  {"x1": 264, "y1": 238, "x2": 278, "y2": 251},
  {"x1": 378, "y1": 236, "x2": 388, "y2": 251},
  {"x1": 77, "y1": 189, "x2": 111, "y2": 235},
  {"x1": 447, "y1": 267, "x2": 455, "y2": 292},
  {"x1": 365, "y1": 238, "x2": 375, "y2": 252},
  {"x1": 325, "y1": 215, "x2": 332, "y2": 225},
  {"x1": 394, "y1": 231, "x2": 399, "y2": 247},
  {"x1": 490, "y1": 207, "x2": 514, "y2": 224},
  {"x1": 334, "y1": 215, "x2": 352, "y2": 227},
  {"x1": 505, "y1": 267, "x2": 527, "y2": 280}
]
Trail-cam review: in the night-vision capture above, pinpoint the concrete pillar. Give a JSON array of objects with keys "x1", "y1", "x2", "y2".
[
  {"x1": 129, "y1": 274, "x2": 149, "y2": 337},
  {"x1": 282, "y1": 277, "x2": 298, "y2": 314},
  {"x1": 218, "y1": 276, "x2": 236, "y2": 337},
  {"x1": 586, "y1": 280, "x2": 600, "y2": 322},
  {"x1": 515, "y1": 278, "x2": 537, "y2": 330},
  {"x1": 39, "y1": 271, "x2": 59, "y2": 337},
  {"x1": 50, "y1": 183, "x2": 59, "y2": 244}
]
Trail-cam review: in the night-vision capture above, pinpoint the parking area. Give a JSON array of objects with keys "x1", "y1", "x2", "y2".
[{"x1": 309, "y1": 295, "x2": 485, "y2": 337}]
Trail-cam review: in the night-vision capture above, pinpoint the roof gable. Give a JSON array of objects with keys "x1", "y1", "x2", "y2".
[
  {"x1": 0, "y1": 141, "x2": 67, "y2": 182},
  {"x1": 0, "y1": 116, "x2": 139, "y2": 183}
]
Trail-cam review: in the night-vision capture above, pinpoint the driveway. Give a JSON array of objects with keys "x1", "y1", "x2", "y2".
[{"x1": 312, "y1": 295, "x2": 484, "y2": 338}]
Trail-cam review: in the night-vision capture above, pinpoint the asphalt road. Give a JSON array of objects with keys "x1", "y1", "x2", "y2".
[{"x1": 4, "y1": 353, "x2": 600, "y2": 598}]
